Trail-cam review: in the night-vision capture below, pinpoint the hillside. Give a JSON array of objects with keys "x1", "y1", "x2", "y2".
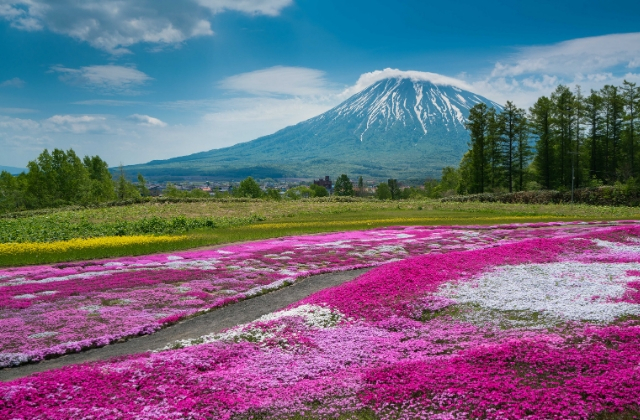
[{"x1": 126, "y1": 77, "x2": 500, "y2": 181}]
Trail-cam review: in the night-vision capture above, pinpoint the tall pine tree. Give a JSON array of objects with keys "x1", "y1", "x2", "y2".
[
  {"x1": 551, "y1": 86, "x2": 575, "y2": 189},
  {"x1": 465, "y1": 103, "x2": 489, "y2": 193},
  {"x1": 584, "y1": 90, "x2": 604, "y2": 182},
  {"x1": 622, "y1": 80, "x2": 639, "y2": 179},
  {"x1": 530, "y1": 96, "x2": 554, "y2": 189},
  {"x1": 499, "y1": 101, "x2": 527, "y2": 193}
]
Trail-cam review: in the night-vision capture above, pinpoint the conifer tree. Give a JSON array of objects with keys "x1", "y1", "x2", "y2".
[
  {"x1": 334, "y1": 174, "x2": 354, "y2": 196},
  {"x1": 530, "y1": 96, "x2": 554, "y2": 189},
  {"x1": 465, "y1": 103, "x2": 489, "y2": 193},
  {"x1": 622, "y1": 80, "x2": 639, "y2": 178},
  {"x1": 584, "y1": 90, "x2": 604, "y2": 182},
  {"x1": 499, "y1": 101, "x2": 527, "y2": 193},
  {"x1": 572, "y1": 86, "x2": 585, "y2": 188},
  {"x1": 601, "y1": 85, "x2": 624, "y2": 181},
  {"x1": 486, "y1": 107, "x2": 503, "y2": 190},
  {"x1": 551, "y1": 86, "x2": 575, "y2": 189}
]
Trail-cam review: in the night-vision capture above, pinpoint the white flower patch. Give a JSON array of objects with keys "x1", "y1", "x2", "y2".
[
  {"x1": 1, "y1": 272, "x2": 108, "y2": 288},
  {"x1": 245, "y1": 278, "x2": 294, "y2": 297},
  {"x1": 252, "y1": 304, "x2": 343, "y2": 328},
  {"x1": 163, "y1": 259, "x2": 219, "y2": 270},
  {"x1": 363, "y1": 245, "x2": 407, "y2": 256},
  {"x1": 28, "y1": 331, "x2": 58, "y2": 339},
  {"x1": 0, "y1": 352, "x2": 30, "y2": 367},
  {"x1": 278, "y1": 269, "x2": 298, "y2": 276},
  {"x1": 594, "y1": 239, "x2": 640, "y2": 254},
  {"x1": 219, "y1": 289, "x2": 238, "y2": 295},
  {"x1": 103, "y1": 262, "x2": 124, "y2": 267},
  {"x1": 161, "y1": 304, "x2": 343, "y2": 350},
  {"x1": 394, "y1": 234, "x2": 415, "y2": 239},
  {"x1": 166, "y1": 255, "x2": 184, "y2": 261},
  {"x1": 13, "y1": 290, "x2": 58, "y2": 300},
  {"x1": 315, "y1": 240, "x2": 354, "y2": 249},
  {"x1": 438, "y1": 262, "x2": 640, "y2": 323},
  {"x1": 80, "y1": 305, "x2": 102, "y2": 313}
]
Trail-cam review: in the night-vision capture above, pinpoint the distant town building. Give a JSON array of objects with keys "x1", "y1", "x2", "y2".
[{"x1": 313, "y1": 176, "x2": 332, "y2": 192}]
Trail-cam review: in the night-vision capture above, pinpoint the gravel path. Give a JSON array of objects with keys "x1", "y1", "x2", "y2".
[{"x1": 0, "y1": 268, "x2": 370, "y2": 382}]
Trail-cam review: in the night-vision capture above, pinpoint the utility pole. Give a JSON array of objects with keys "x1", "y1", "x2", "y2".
[{"x1": 569, "y1": 151, "x2": 578, "y2": 204}]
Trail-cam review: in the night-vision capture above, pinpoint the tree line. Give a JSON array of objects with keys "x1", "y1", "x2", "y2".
[
  {"x1": 457, "y1": 81, "x2": 639, "y2": 194},
  {"x1": 0, "y1": 149, "x2": 157, "y2": 213}
]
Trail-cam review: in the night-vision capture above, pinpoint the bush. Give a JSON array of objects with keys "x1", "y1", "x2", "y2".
[
  {"x1": 376, "y1": 183, "x2": 391, "y2": 200},
  {"x1": 285, "y1": 186, "x2": 313, "y2": 200},
  {"x1": 309, "y1": 184, "x2": 328, "y2": 197},
  {"x1": 265, "y1": 188, "x2": 282, "y2": 200},
  {"x1": 440, "y1": 185, "x2": 640, "y2": 207},
  {"x1": 334, "y1": 174, "x2": 354, "y2": 197},
  {"x1": 235, "y1": 177, "x2": 263, "y2": 199}
]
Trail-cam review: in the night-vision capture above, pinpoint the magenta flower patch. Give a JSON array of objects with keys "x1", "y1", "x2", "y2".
[
  {"x1": 2, "y1": 222, "x2": 640, "y2": 418},
  {"x1": 0, "y1": 221, "x2": 635, "y2": 367}
]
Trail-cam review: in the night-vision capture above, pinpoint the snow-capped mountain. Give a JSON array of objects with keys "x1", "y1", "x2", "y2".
[
  {"x1": 314, "y1": 78, "x2": 499, "y2": 142},
  {"x1": 129, "y1": 77, "x2": 500, "y2": 180}
]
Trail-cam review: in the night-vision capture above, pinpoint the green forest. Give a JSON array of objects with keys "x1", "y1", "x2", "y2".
[{"x1": 457, "y1": 81, "x2": 639, "y2": 194}]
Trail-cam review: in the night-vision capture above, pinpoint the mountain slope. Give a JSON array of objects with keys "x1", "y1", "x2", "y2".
[
  {"x1": 128, "y1": 77, "x2": 501, "y2": 180},
  {"x1": 0, "y1": 165, "x2": 26, "y2": 175}
]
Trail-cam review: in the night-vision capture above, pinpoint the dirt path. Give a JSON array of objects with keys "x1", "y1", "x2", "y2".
[{"x1": 0, "y1": 268, "x2": 371, "y2": 382}]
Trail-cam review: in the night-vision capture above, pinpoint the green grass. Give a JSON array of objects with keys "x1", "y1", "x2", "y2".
[{"x1": 1, "y1": 198, "x2": 639, "y2": 267}]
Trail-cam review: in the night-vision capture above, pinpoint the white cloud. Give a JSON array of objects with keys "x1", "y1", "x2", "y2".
[
  {"x1": 0, "y1": 113, "x2": 171, "y2": 166},
  {"x1": 219, "y1": 66, "x2": 339, "y2": 97},
  {"x1": 43, "y1": 114, "x2": 110, "y2": 134},
  {"x1": 51, "y1": 65, "x2": 152, "y2": 95},
  {"x1": 73, "y1": 99, "x2": 146, "y2": 106},
  {"x1": 471, "y1": 32, "x2": 640, "y2": 106},
  {"x1": 128, "y1": 114, "x2": 167, "y2": 127},
  {"x1": 343, "y1": 68, "x2": 474, "y2": 98},
  {"x1": 196, "y1": 0, "x2": 293, "y2": 16},
  {"x1": 199, "y1": 96, "x2": 336, "y2": 146},
  {"x1": 0, "y1": 115, "x2": 40, "y2": 131},
  {"x1": 491, "y1": 33, "x2": 640, "y2": 78},
  {"x1": 0, "y1": 0, "x2": 292, "y2": 54},
  {"x1": 0, "y1": 77, "x2": 25, "y2": 88}
]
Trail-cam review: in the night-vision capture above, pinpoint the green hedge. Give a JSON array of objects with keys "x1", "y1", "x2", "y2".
[
  {"x1": 0, "y1": 215, "x2": 266, "y2": 243},
  {"x1": 441, "y1": 186, "x2": 640, "y2": 207}
]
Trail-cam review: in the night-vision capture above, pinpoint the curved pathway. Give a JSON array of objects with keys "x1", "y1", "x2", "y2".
[{"x1": 0, "y1": 268, "x2": 370, "y2": 382}]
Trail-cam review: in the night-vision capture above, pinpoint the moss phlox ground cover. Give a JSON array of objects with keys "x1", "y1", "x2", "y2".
[
  {"x1": 0, "y1": 221, "x2": 619, "y2": 367},
  {"x1": 2, "y1": 221, "x2": 640, "y2": 418}
]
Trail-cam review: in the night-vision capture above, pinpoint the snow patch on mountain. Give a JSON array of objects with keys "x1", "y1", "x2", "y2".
[{"x1": 316, "y1": 77, "x2": 499, "y2": 143}]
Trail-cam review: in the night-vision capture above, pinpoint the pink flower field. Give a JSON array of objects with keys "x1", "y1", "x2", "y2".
[
  {"x1": 2, "y1": 221, "x2": 640, "y2": 418},
  {"x1": 0, "y1": 221, "x2": 622, "y2": 367}
]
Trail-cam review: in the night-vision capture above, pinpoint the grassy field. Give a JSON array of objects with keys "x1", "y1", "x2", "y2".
[{"x1": 1, "y1": 198, "x2": 639, "y2": 267}]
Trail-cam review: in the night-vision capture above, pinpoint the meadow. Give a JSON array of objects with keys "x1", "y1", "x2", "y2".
[
  {"x1": 2, "y1": 199, "x2": 640, "y2": 418},
  {"x1": 2, "y1": 197, "x2": 639, "y2": 267}
]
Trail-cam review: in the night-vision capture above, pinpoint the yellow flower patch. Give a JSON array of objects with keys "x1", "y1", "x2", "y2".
[{"x1": 0, "y1": 235, "x2": 187, "y2": 257}]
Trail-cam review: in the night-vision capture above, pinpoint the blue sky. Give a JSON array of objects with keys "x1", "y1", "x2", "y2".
[{"x1": 1, "y1": 0, "x2": 639, "y2": 168}]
